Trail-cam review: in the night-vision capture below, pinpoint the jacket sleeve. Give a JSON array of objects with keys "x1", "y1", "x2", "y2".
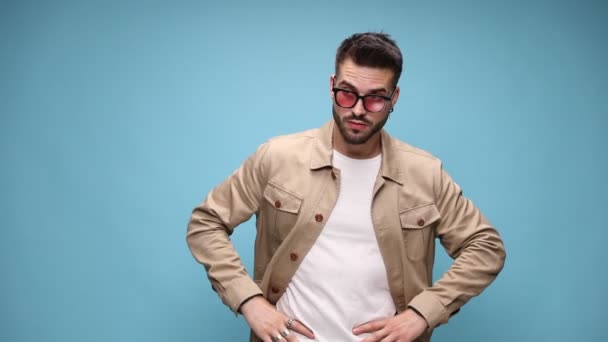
[
  {"x1": 186, "y1": 142, "x2": 270, "y2": 313},
  {"x1": 408, "y1": 165, "x2": 506, "y2": 330}
]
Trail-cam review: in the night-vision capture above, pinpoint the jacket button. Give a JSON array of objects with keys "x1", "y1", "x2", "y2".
[
  {"x1": 315, "y1": 214, "x2": 323, "y2": 222},
  {"x1": 275, "y1": 200, "x2": 282, "y2": 209},
  {"x1": 271, "y1": 286, "x2": 280, "y2": 294},
  {"x1": 417, "y1": 218, "x2": 425, "y2": 227},
  {"x1": 290, "y1": 252, "x2": 299, "y2": 261},
  {"x1": 331, "y1": 171, "x2": 336, "y2": 180}
]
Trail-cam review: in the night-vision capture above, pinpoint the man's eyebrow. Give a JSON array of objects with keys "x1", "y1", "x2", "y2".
[{"x1": 336, "y1": 80, "x2": 388, "y2": 94}]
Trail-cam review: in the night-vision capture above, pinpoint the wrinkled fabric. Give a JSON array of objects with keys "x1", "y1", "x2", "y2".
[{"x1": 187, "y1": 120, "x2": 506, "y2": 342}]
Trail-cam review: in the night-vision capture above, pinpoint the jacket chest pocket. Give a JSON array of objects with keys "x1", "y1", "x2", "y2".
[
  {"x1": 262, "y1": 182, "x2": 303, "y2": 241},
  {"x1": 399, "y1": 203, "x2": 440, "y2": 261}
]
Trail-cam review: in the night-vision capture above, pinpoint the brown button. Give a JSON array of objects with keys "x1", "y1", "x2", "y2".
[
  {"x1": 315, "y1": 214, "x2": 324, "y2": 222},
  {"x1": 274, "y1": 200, "x2": 281, "y2": 208},
  {"x1": 331, "y1": 171, "x2": 336, "y2": 180},
  {"x1": 271, "y1": 286, "x2": 280, "y2": 294},
  {"x1": 417, "y1": 219, "x2": 425, "y2": 227},
  {"x1": 290, "y1": 252, "x2": 299, "y2": 261}
]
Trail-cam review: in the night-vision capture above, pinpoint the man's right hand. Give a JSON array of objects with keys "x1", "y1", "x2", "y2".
[{"x1": 240, "y1": 296, "x2": 315, "y2": 342}]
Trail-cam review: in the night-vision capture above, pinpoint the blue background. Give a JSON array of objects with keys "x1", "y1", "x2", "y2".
[{"x1": 2, "y1": 1, "x2": 606, "y2": 341}]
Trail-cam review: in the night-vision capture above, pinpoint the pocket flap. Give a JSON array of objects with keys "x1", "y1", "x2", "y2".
[
  {"x1": 263, "y1": 182, "x2": 303, "y2": 214},
  {"x1": 400, "y1": 203, "x2": 441, "y2": 229}
]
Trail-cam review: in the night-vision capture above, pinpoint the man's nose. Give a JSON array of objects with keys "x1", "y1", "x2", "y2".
[{"x1": 352, "y1": 98, "x2": 367, "y2": 115}]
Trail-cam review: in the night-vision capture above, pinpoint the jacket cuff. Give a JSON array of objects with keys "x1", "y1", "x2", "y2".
[
  {"x1": 222, "y1": 277, "x2": 263, "y2": 313},
  {"x1": 407, "y1": 291, "x2": 450, "y2": 330}
]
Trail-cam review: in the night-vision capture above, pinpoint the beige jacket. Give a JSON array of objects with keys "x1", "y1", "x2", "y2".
[{"x1": 187, "y1": 120, "x2": 506, "y2": 342}]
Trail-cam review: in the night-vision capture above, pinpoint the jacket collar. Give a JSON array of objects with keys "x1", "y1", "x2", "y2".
[{"x1": 310, "y1": 120, "x2": 404, "y2": 185}]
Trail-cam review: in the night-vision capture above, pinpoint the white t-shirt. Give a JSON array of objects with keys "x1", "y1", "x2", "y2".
[{"x1": 276, "y1": 150, "x2": 396, "y2": 341}]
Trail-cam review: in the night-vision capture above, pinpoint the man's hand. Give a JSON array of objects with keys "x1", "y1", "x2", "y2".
[
  {"x1": 352, "y1": 309, "x2": 428, "y2": 342},
  {"x1": 240, "y1": 296, "x2": 315, "y2": 342}
]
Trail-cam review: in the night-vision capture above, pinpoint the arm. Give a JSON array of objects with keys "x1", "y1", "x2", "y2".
[
  {"x1": 408, "y1": 166, "x2": 507, "y2": 330},
  {"x1": 186, "y1": 143, "x2": 269, "y2": 312},
  {"x1": 186, "y1": 143, "x2": 316, "y2": 341}
]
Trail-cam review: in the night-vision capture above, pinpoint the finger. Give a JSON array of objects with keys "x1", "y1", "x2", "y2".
[
  {"x1": 273, "y1": 326, "x2": 296, "y2": 342},
  {"x1": 360, "y1": 329, "x2": 389, "y2": 342},
  {"x1": 270, "y1": 333, "x2": 284, "y2": 342},
  {"x1": 283, "y1": 329, "x2": 298, "y2": 342},
  {"x1": 379, "y1": 334, "x2": 396, "y2": 342},
  {"x1": 290, "y1": 320, "x2": 315, "y2": 339},
  {"x1": 353, "y1": 319, "x2": 386, "y2": 335},
  {"x1": 264, "y1": 332, "x2": 279, "y2": 342}
]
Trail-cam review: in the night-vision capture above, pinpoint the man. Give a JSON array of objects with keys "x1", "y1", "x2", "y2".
[{"x1": 187, "y1": 32, "x2": 506, "y2": 342}]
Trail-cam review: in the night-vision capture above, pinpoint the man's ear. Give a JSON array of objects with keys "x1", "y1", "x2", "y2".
[{"x1": 391, "y1": 86, "x2": 401, "y2": 107}]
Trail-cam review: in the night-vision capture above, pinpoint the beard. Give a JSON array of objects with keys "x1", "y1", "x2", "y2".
[{"x1": 332, "y1": 107, "x2": 389, "y2": 145}]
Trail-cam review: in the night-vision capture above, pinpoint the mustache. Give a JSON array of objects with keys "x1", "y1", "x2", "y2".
[{"x1": 343, "y1": 114, "x2": 371, "y2": 125}]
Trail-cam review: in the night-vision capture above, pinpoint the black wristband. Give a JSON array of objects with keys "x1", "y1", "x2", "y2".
[{"x1": 237, "y1": 294, "x2": 263, "y2": 313}]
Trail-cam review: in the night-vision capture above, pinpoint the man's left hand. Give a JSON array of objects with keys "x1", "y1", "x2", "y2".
[{"x1": 352, "y1": 309, "x2": 428, "y2": 342}]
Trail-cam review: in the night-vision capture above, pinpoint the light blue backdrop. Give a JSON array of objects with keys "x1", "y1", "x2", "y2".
[{"x1": 1, "y1": 1, "x2": 606, "y2": 341}]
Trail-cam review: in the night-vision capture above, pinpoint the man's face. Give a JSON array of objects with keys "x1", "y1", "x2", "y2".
[{"x1": 331, "y1": 58, "x2": 400, "y2": 145}]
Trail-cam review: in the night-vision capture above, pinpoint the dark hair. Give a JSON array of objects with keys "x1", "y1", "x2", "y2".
[{"x1": 335, "y1": 32, "x2": 403, "y2": 88}]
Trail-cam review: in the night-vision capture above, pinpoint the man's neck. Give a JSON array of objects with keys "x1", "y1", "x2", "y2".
[{"x1": 332, "y1": 128, "x2": 382, "y2": 159}]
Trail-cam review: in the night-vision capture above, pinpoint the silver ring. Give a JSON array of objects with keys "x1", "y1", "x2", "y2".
[
  {"x1": 271, "y1": 333, "x2": 283, "y2": 342},
  {"x1": 280, "y1": 329, "x2": 290, "y2": 338},
  {"x1": 286, "y1": 318, "x2": 294, "y2": 329}
]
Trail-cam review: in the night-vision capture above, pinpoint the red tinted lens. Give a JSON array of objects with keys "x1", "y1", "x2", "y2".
[
  {"x1": 335, "y1": 90, "x2": 357, "y2": 107},
  {"x1": 363, "y1": 96, "x2": 386, "y2": 112}
]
